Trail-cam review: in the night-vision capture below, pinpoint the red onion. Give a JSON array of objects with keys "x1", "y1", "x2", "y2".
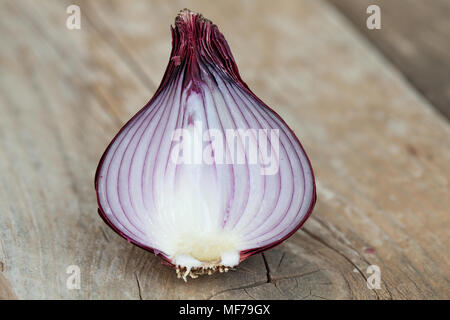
[{"x1": 95, "y1": 9, "x2": 316, "y2": 280}]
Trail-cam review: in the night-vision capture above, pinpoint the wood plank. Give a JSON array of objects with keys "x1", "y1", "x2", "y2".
[
  {"x1": 0, "y1": 0, "x2": 449, "y2": 299},
  {"x1": 328, "y1": 0, "x2": 450, "y2": 119}
]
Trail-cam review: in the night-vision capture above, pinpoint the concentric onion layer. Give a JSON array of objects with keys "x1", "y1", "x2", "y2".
[{"x1": 95, "y1": 9, "x2": 316, "y2": 272}]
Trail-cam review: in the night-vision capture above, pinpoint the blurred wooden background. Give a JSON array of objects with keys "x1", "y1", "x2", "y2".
[
  {"x1": 330, "y1": 0, "x2": 450, "y2": 119},
  {"x1": 0, "y1": 0, "x2": 449, "y2": 299}
]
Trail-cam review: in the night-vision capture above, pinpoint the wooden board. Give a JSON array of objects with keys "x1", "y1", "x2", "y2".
[
  {"x1": 328, "y1": 0, "x2": 450, "y2": 120},
  {"x1": 0, "y1": 0, "x2": 449, "y2": 299}
]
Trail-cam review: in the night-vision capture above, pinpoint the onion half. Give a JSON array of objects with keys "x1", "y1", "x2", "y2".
[{"x1": 95, "y1": 9, "x2": 316, "y2": 280}]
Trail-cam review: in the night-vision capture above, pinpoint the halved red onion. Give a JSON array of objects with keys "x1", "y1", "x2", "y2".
[{"x1": 95, "y1": 9, "x2": 316, "y2": 280}]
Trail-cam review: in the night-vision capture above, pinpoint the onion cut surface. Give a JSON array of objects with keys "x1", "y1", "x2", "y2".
[{"x1": 95, "y1": 9, "x2": 316, "y2": 280}]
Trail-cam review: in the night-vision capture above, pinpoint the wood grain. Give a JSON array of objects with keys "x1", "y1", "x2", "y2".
[
  {"x1": 328, "y1": 0, "x2": 450, "y2": 120},
  {"x1": 0, "y1": 0, "x2": 449, "y2": 299}
]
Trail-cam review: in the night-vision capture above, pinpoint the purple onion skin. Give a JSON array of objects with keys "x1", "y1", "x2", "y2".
[{"x1": 95, "y1": 10, "x2": 316, "y2": 268}]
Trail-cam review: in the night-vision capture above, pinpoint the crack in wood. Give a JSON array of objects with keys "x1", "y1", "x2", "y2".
[
  {"x1": 271, "y1": 269, "x2": 322, "y2": 282},
  {"x1": 261, "y1": 250, "x2": 331, "y2": 288},
  {"x1": 275, "y1": 252, "x2": 286, "y2": 272},
  {"x1": 302, "y1": 228, "x2": 380, "y2": 300},
  {"x1": 207, "y1": 280, "x2": 268, "y2": 300},
  {"x1": 261, "y1": 253, "x2": 272, "y2": 283},
  {"x1": 243, "y1": 288, "x2": 256, "y2": 300},
  {"x1": 134, "y1": 272, "x2": 143, "y2": 300}
]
